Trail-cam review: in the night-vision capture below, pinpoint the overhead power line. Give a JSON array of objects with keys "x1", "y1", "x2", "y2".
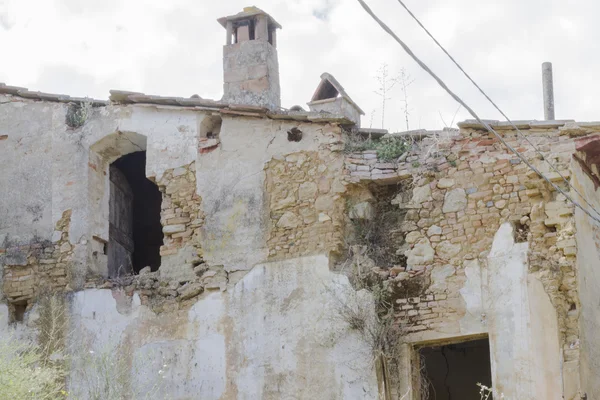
[
  {"x1": 355, "y1": 0, "x2": 600, "y2": 224},
  {"x1": 394, "y1": 0, "x2": 600, "y2": 221}
]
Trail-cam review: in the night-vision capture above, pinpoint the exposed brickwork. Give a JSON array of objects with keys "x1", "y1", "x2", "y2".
[
  {"x1": 80, "y1": 161, "x2": 219, "y2": 313},
  {"x1": 157, "y1": 162, "x2": 204, "y2": 257},
  {"x1": 80, "y1": 161, "x2": 228, "y2": 313},
  {"x1": 2, "y1": 210, "x2": 73, "y2": 313},
  {"x1": 344, "y1": 127, "x2": 580, "y2": 368},
  {"x1": 394, "y1": 294, "x2": 450, "y2": 333}
]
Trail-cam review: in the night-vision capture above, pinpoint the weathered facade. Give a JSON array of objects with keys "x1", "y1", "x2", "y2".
[
  {"x1": 1, "y1": 6, "x2": 600, "y2": 400},
  {"x1": 344, "y1": 123, "x2": 584, "y2": 399}
]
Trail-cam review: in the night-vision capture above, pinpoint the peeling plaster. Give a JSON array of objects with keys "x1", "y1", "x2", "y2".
[
  {"x1": 487, "y1": 223, "x2": 562, "y2": 400},
  {"x1": 68, "y1": 256, "x2": 378, "y2": 399}
]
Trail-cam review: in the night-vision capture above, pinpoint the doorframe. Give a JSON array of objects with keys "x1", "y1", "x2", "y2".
[
  {"x1": 409, "y1": 333, "x2": 490, "y2": 400},
  {"x1": 87, "y1": 131, "x2": 147, "y2": 278}
]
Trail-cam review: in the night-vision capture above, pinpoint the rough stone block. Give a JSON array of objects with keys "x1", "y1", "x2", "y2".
[
  {"x1": 163, "y1": 224, "x2": 186, "y2": 234},
  {"x1": 443, "y1": 188, "x2": 467, "y2": 213},
  {"x1": 277, "y1": 212, "x2": 302, "y2": 229}
]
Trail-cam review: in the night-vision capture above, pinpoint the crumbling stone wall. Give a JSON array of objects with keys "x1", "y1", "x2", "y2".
[
  {"x1": 2, "y1": 209, "x2": 73, "y2": 318},
  {"x1": 4, "y1": 79, "x2": 597, "y2": 398},
  {"x1": 265, "y1": 150, "x2": 346, "y2": 260},
  {"x1": 82, "y1": 161, "x2": 232, "y2": 313},
  {"x1": 158, "y1": 161, "x2": 203, "y2": 258},
  {"x1": 343, "y1": 126, "x2": 580, "y2": 393},
  {"x1": 571, "y1": 134, "x2": 600, "y2": 399},
  {"x1": 0, "y1": 85, "x2": 383, "y2": 398}
]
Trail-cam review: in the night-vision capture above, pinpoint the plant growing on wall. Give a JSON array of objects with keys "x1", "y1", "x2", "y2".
[
  {"x1": 478, "y1": 383, "x2": 506, "y2": 399},
  {"x1": 373, "y1": 64, "x2": 416, "y2": 131},
  {"x1": 0, "y1": 292, "x2": 169, "y2": 399},
  {"x1": 327, "y1": 248, "x2": 404, "y2": 400},
  {"x1": 331, "y1": 183, "x2": 414, "y2": 398},
  {"x1": 344, "y1": 131, "x2": 409, "y2": 162},
  {"x1": 374, "y1": 63, "x2": 398, "y2": 130},
  {"x1": 65, "y1": 100, "x2": 93, "y2": 128},
  {"x1": 70, "y1": 345, "x2": 160, "y2": 399},
  {"x1": 376, "y1": 136, "x2": 409, "y2": 162},
  {"x1": 398, "y1": 67, "x2": 414, "y2": 131}
]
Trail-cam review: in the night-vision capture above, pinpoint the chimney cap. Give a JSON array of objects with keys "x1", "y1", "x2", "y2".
[{"x1": 217, "y1": 6, "x2": 282, "y2": 30}]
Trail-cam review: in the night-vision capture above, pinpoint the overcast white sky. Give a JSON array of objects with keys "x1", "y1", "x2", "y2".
[{"x1": 0, "y1": 0, "x2": 595, "y2": 131}]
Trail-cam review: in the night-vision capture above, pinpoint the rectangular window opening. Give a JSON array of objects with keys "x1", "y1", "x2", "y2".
[{"x1": 11, "y1": 301, "x2": 27, "y2": 323}]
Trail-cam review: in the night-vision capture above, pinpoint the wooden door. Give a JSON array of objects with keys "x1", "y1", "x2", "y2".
[{"x1": 108, "y1": 165, "x2": 134, "y2": 277}]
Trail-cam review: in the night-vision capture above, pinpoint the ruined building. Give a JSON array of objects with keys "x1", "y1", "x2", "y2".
[{"x1": 1, "y1": 6, "x2": 599, "y2": 400}]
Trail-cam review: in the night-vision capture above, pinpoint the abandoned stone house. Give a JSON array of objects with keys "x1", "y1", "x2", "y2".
[{"x1": 1, "y1": 5, "x2": 600, "y2": 400}]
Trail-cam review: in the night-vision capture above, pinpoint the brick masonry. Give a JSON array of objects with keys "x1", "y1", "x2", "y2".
[
  {"x1": 83, "y1": 162, "x2": 227, "y2": 313},
  {"x1": 2, "y1": 209, "x2": 72, "y2": 316},
  {"x1": 344, "y1": 126, "x2": 580, "y2": 367},
  {"x1": 157, "y1": 161, "x2": 204, "y2": 258}
]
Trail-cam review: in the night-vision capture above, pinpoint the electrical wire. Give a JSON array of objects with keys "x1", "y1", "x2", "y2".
[
  {"x1": 394, "y1": 0, "x2": 600, "y2": 220},
  {"x1": 356, "y1": 0, "x2": 600, "y2": 224}
]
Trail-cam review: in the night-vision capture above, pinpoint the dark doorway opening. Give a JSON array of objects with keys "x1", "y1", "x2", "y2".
[
  {"x1": 109, "y1": 151, "x2": 163, "y2": 276},
  {"x1": 419, "y1": 338, "x2": 493, "y2": 400}
]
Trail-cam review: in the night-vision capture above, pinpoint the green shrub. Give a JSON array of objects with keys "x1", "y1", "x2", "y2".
[
  {"x1": 345, "y1": 134, "x2": 409, "y2": 162},
  {"x1": 0, "y1": 333, "x2": 66, "y2": 399},
  {"x1": 344, "y1": 136, "x2": 377, "y2": 153},
  {"x1": 375, "y1": 137, "x2": 408, "y2": 161}
]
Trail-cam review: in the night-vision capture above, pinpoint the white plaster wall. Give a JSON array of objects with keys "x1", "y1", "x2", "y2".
[
  {"x1": 396, "y1": 223, "x2": 569, "y2": 399},
  {"x1": 1, "y1": 95, "x2": 342, "y2": 281},
  {"x1": 486, "y1": 223, "x2": 562, "y2": 400},
  {"x1": 117, "y1": 106, "x2": 200, "y2": 181},
  {"x1": 572, "y1": 162, "x2": 600, "y2": 399},
  {"x1": 82, "y1": 106, "x2": 200, "y2": 245},
  {"x1": 196, "y1": 117, "x2": 342, "y2": 273},
  {"x1": 459, "y1": 259, "x2": 487, "y2": 333},
  {"x1": 1, "y1": 96, "x2": 214, "y2": 283},
  {"x1": 527, "y1": 275, "x2": 564, "y2": 399},
  {"x1": 0, "y1": 98, "x2": 57, "y2": 246},
  {"x1": 51, "y1": 105, "x2": 123, "y2": 247},
  {"x1": 0, "y1": 303, "x2": 9, "y2": 330},
  {"x1": 67, "y1": 255, "x2": 378, "y2": 400}
]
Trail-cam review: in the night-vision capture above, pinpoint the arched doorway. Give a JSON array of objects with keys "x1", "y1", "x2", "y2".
[{"x1": 88, "y1": 131, "x2": 163, "y2": 278}]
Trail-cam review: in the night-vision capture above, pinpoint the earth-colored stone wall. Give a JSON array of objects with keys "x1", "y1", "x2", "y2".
[
  {"x1": 158, "y1": 161, "x2": 204, "y2": 258},
  {"x1": 344, "y1": 126, "x2": 580, "y2": 393},
  {"x1": 265, "y1": 150, "x2": 345, "y2": 260},
  {"x1": 2, "y1": 209, "x2": 72, "y2": 317}
]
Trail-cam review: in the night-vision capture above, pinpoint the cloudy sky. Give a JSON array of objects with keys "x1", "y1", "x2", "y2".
[{"x1": 0, "y1": 0, "x2": 594, "y2": 131}]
